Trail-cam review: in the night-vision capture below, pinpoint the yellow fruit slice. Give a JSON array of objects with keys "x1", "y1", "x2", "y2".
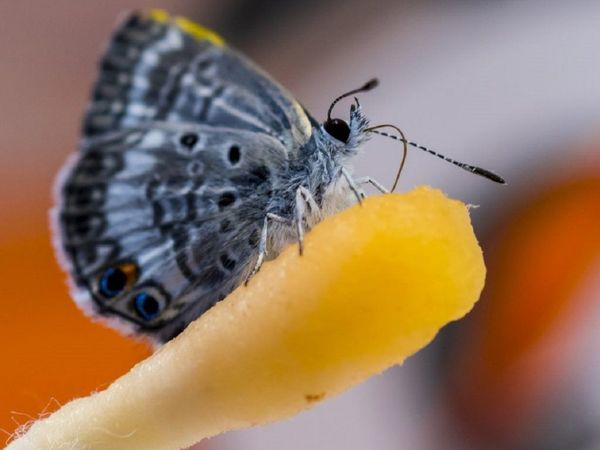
[{"x1": 8, "y1": 187, "x2": 485, "y2": 450}]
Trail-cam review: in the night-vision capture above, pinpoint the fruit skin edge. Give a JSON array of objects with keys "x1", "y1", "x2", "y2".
[{"x1": 7, "y1": 186, "x2": 485, "y2": 450}]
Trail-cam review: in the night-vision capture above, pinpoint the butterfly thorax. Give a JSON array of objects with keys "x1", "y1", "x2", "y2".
[{"x1": 263, "y1": 116, "x2": 369, "y2": 258}]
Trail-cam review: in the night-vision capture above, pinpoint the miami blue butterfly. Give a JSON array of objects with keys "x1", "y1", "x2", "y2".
[{"x1": 53, "y1": 10, "x2": 504, "y2": 345}]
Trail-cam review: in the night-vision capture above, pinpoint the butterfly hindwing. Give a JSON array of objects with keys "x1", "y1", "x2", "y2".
[{"x1": 57, "y1": 122, "x2": 288, "y2": 343}]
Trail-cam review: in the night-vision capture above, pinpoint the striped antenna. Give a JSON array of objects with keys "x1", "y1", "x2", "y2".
[{"x1": 367, "y1": 125, "x2": 506, "y2": 186}]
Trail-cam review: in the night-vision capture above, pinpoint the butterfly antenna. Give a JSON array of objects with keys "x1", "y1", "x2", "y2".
[
  {"x1": 327, "y1": 78, "x2": 379, "y2": 122},
  {"x1": 366, "y1": 124, "x2": 506, "y2": 187}
]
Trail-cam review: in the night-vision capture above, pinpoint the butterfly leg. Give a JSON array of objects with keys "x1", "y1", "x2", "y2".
[
  {"x1": 357, "y1": 176, "x2": 389, "y2": 194},
  {"x1": 245, "y1": 213, "x2": 292, "y2": 285},
  {"x1": 245, "y1": 216, "x2": 269, "y2": 285},
  {"x1": 266, "y1": 212, "x2": 291, "y2": 224},
  {"x1": 294, "y1": 186, "x2": 321, "y2": 256},
  {"x1": 341, "y1": 167, "x2": 364, "y2": 204}
]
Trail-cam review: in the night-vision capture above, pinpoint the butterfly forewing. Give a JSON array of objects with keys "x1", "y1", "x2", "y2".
[{"x1": 84, "y1": 11, "x2": 311, "y2": 146}]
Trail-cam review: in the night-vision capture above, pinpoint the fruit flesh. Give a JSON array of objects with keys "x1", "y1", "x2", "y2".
[{"x1": 7, "y1": 187, "x2": 485, "y2": 450}]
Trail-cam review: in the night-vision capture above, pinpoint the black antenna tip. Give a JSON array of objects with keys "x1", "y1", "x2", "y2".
[
  {"x1": 363, "y1": 78, "x2": 379, "y2": 90},
  {"x1": 473, "y1": 166, "x2": 506, "y2": 184}
]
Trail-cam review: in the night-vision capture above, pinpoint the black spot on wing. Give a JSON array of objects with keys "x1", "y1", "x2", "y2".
[
  {"x1": 220, "y1": 254, "x2": 236, "y2": 271},
  {"x1": 229, "y1": 165, "x2": 271, "y2": 188},
  {"x1": 218, "y1": 191, "x2": 236, "y2": 209},
  {"x1": 180, "y1": 132, "x2": 199, "y2": 149},
  {"x1": 228, "y1": 145, "x2": 241, "y2": 164},
  {"x1": 250, "y1": 165, "x2": 270, "y2": 182}
]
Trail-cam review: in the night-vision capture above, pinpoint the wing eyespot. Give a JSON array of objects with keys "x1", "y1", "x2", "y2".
[
  {"x1": 98, "y1": 262, "x2": 138, "y2": 299},
  {"x1": 133, "y1": 292, "x2": 163, "y2": 322},
  {"x1": 250, "y1": 165, "x2": 270, "y2": 182},
  {"x1": 228, "y1": 145, "x2": 241, "y2": 165},
  {"x1": 180, "y1": 132, "x2": 199, "y2": 149},
  {"x1": 217, "y1": 191, "x2": 236, "y2": 209}
]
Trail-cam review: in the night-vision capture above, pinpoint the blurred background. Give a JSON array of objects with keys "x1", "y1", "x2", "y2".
[{"x1": 1, "y1": 1, "x2": 599, "y2": 449}]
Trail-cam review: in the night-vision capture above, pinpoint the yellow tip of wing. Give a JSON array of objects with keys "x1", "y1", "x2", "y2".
[
  {"x1": 146, "y1": 9, "x2": 225, "y2": 47},
  {"x1": 148, "y1": 8, "x2": 169, "y2": 23},
  {"x1": 174, "y1": 16, "x2": 225, "y2": 47}
]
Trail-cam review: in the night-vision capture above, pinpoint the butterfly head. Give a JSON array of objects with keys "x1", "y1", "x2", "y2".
[{"x1": 321, "y1": 79, "x2": 378, "y2": 156}]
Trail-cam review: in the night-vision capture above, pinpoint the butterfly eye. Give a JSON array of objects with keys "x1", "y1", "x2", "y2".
[
  {"x1": 98, "y1": 262, "x2": 138, "y2": 298},
  {"x1": 133, "y1": 292, "x2": 163, "y2": 322},
  {"x1": 323, "y1": 118, "x2": 351, "y2": 143}
]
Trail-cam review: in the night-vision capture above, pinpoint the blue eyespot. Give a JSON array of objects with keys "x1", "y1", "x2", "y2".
[
  {"x1": 134, "y1": 292, "x2": 162, "y2": 321},
  {"x1": 99, "y1": 267, "x2": 127, "y2": 298},
  {"x1": 98, "y1": 262, "x2": 138, "y2": 299}
]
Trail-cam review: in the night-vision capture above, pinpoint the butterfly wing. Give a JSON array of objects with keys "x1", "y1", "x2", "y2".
[
  {"x1": 83, "y1": 10, "x2": 314, "y2": 147},
  {"x1": 54, "y1": 10, "x2": 313, "y2": 344},
  {"x1": 56, "y1": 123, "x2": 286, "y2": 343}
]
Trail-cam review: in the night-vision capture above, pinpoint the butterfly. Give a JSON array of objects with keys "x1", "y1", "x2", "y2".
[{"x1": 52, "y1": 9, "x2": 504, "y2": 346}]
